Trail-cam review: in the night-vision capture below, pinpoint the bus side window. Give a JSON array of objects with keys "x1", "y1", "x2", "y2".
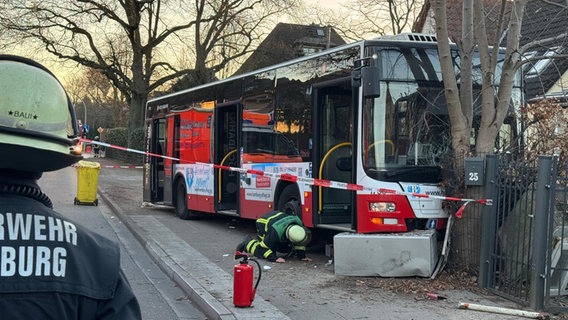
[
  {"x1": 257, "y1": 133, "x2": 270, "y2": 152},
  {"x1": 243, "y1": 132, "x2": 251, "y2": 153},
  {"x1": 277, "y1": 135, "x2": 298, "y2": 156}
]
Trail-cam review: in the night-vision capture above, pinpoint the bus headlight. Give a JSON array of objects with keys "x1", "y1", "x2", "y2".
[{"x1": 369, "y1": 202, "x2": 396, "y2": 212}]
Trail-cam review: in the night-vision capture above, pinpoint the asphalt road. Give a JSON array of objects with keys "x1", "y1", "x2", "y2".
[{"x1": 40, "y1": 155, "x2": 541, "y2": 320}]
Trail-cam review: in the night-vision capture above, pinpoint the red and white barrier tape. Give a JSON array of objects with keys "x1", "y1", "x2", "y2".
[
  {"x1": 80, "y1": 138, "x2": 178, "y2": 161},
  {"x1": 80, "y1": 138, "x2": 491, "y2": 217},
  {"x1": 377, "y1": 188, "x2": 491, "y2": 205},
  {"x1": 377, "y1": 188, "x2": 491, "y2": 218},
  {"x1": 103, "y1": 165, "x2": 143, "y2": 169}
]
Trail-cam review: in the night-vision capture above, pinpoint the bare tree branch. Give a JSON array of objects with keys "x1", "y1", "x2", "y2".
[
  {"x1": 0, "y1": 0, "x2": 298, "y2": 135},
  {"x1": 291, "y1": 0, "x2": 422, "y2": 42},
  {"x1": 541, "y1": 0, "x2": 568, "y2": 8}
]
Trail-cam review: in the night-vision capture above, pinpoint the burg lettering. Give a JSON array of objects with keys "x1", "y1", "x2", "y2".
[{"x1": 0, "y1": 212, "x2": 78, "y2": 277}]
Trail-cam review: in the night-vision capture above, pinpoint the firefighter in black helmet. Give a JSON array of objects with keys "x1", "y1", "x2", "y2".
[
  {"x1": 0, "y1": 55, "x2": 141, "y2": 319},
  {"x1": 236, "y1": 210, "x2": 312, "y2": 263},
  {"x1": 93, "y1": 135, "x2": 101, "y2": 157}
]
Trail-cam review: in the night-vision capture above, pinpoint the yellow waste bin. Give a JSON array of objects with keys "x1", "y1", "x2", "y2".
[{"x1": 74, "y1": 160, "x2": 100, "y2": 206}]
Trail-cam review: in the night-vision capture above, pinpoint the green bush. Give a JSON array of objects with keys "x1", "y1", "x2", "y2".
[
  {"x1": 128, "y1": 127, "x2": 145, "y2": 151},
  {"x1": 105, "y1": 127, "x2": 128, "y2": 147},
  {"x1": 102, "y1": 127, "x2": 144, "y2": 164}
]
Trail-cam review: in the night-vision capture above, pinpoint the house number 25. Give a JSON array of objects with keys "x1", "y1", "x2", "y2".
[{"x1": 469, "y1": 172, "x2": 479, "y2": 182}]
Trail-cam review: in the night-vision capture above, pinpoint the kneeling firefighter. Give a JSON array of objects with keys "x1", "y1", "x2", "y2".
[{"x1": 236, "y1": 210, "x2": 312, "y2": 263}]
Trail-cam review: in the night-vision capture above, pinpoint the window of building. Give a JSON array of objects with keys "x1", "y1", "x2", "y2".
[{"x1": 525, "y1": 47, "x2": 559, "y2": 78}]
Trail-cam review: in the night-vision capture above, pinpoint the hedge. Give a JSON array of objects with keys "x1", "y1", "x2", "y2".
[{"x1": 103, "y1": 127, "x2": 144, "y2": 164}]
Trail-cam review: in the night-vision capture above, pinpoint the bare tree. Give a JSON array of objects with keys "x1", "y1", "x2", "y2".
[
  {"x1": 431, "y1": 0, "x2": 568, "y2": 157},
  {"x1": 430, "y1": 0, "x2": 526, "y2": 269},
  {"x1": 342, "y1": 0, "x2": 423, "y2": 38},
  {"x1": 291, "y1": 0, "x2": 422, "y2": 41},
  {"x1": 67, "y1": 68, "x2": 129, "y2": 129},
  {"x1": 431, "y1": 0, "x2": 568, "y2": 268},
  {"x1": 0, "y1": 0, "x2": 297, "y2": 137}
]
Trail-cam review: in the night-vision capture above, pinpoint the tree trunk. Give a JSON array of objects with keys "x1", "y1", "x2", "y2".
[
  {"x1": 433, "y1": 0, "x2": 470, "y2": 158},
  {"x1": 128, "y1": 93, "x2": 143, "y2": 126}
]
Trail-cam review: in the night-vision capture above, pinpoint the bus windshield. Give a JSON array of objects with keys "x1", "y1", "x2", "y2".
[
  {"x1": 363, "y1": 83, "x2": 449, "y2": 182},
  {"x1": 362, "y1": 46, "x2": 521, "y2": 183}
]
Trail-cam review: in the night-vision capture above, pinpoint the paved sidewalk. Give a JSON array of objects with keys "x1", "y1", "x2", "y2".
[{"x1": 90, "y1": 155, "x2": 288, "y2": 320}]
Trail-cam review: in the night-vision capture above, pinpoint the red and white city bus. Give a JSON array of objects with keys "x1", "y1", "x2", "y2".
[{"x1": 142, "y1": 33, "x2": 521, "y2": 239}]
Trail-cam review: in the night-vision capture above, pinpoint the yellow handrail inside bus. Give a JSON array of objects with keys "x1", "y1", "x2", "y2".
[
  {"x1": 218, "y1": 149, "x2": 238, "y2": 203},
  {"x1": 367, "y1": 139, "x2": 395, "y2": 156},
  {"x1": 318, "y1": 142, "x2": 352, "y2": 213}
]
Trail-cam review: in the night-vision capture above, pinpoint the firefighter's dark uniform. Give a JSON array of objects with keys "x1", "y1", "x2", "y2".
[
  {"x1": 93, "y1": 137, "x2": 100, "y2": 157},
  {"x1": 237, "y1": 211, "x2": 307, "y2": 262},
  {"x1": 0, "y1": 179, "x2": 141, "y2": 319}
]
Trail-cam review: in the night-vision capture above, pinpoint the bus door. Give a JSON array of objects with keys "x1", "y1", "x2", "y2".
[
  {"x1": 311, "y1": 77, "x2": 357, "y2": 230},
  {"x1": 214, "y1": 101, "x2": 242, "y2": 213},
  {"x1": 147, "y1": 117, "x2": 167, "y2": 203},
  {"x1": 163, "y1": 115, "x2": 179, "y2": 205}
]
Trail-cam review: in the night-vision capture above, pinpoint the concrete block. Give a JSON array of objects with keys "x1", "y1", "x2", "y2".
[{"x1": 334, "y1": 229, "x2": 438, "y2": 277}]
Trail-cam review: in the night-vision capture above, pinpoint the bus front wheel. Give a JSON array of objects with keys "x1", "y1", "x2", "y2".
[{"x1": 278, "y1": 185, "x2": 301, "y2": 216}]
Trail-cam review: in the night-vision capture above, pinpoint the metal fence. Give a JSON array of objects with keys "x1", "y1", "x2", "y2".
[
  {"x1": 439, "y1": 153, "x2": 487, "y2": 273},
  {"x1": 475, "y1": 155, "x2": 568, "y2": 312}
]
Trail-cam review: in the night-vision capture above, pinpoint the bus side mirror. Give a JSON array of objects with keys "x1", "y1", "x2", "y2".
[{"x1": 361, "y1": 66, "x2": 380, "y2": 98}]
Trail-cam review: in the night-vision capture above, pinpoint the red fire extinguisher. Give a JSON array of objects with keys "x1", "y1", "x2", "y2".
[{"x1": 233, "y1": 251, "x2": 262, "y2": 308}]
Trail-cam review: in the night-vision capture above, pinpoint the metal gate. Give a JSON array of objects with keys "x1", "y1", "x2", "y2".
[{"x1": 480, "y1": 155, "x2": 568, "y2": 312}]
